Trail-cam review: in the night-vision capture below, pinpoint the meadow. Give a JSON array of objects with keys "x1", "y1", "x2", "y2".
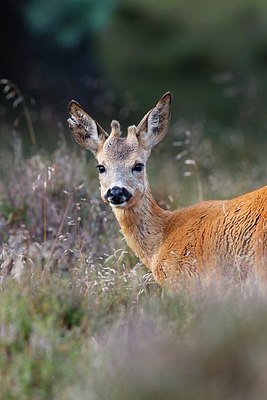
[{"x1": 1, "y1": 97, "x2": 267, "y2": 399}]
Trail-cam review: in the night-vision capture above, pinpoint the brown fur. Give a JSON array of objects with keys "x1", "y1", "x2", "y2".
[{"x1": 68, "y1": 92, "x2": 267, "y2": 288}]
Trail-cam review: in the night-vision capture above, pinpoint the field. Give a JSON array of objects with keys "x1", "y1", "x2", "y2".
[
  {"x1": 1, "y1": 112, "x2": 267, "y2": 399},
  {"x1": 3, "y1": 0, "x2": 267, "y2": 398}
]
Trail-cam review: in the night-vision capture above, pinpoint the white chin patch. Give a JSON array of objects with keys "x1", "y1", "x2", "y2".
[{"x1": 110, "y1": 201, "x2": 127, "y2": 208}]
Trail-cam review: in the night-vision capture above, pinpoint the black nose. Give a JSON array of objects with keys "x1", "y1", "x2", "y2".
[{"x1": 105, "y1": 186, "x2": 132, "y2": 205}]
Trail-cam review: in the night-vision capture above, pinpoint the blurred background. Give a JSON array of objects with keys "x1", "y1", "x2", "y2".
[{"x1": 1, "y1": 0, "x2": 267, "y2": 200}]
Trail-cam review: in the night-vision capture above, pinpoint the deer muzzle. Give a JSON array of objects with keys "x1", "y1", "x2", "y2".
[{"x1": 105, "y1": 186, "x2": 132, "y2": 207}]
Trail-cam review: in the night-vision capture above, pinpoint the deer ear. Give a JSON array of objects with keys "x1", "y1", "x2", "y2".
[
  {"x1": 68, "y1": 101, "x2": 108, "y2": 155},
  {"x1": 136, "y1": 92, "x2": 172, "y2": 151}
]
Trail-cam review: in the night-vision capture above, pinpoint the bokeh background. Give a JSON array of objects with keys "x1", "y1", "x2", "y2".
[{"x1": 2, "y1": 0, "x2": 267, "y2": 140}]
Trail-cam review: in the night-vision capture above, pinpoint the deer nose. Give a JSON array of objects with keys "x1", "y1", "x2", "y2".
[{"x1": 105, "y1": 186, "x2": 132, "y2": 205}]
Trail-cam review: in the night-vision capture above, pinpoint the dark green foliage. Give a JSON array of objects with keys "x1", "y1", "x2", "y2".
[
  {"x1": 97, "y1": 0, "x2": 267, "y2": 123},
  {"x1": 24, "y1": 0, "x2": 117, "y2": 47}
]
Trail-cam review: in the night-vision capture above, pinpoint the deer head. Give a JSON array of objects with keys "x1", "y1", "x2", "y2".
[{"x1": 68, "y1": 92, "x2": 172, "y2": 209}]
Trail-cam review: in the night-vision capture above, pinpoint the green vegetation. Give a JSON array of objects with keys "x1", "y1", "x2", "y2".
[
  {"x1": 22, "y1": 0, "x2": 267, "y2": 125},
  {"x1": 24, "y1": 0, "x2": 117, "y2": 47},
  {"x1": 1, "y1": 250, "x2": 267, "y2": 399},
  {"x1": 97, "y1": 0, "x2": 267, "y2": 123}
]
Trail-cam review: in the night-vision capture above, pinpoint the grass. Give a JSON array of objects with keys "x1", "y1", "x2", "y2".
[{"x1": 1, "y1": 117, "x2": 267, "y2": 399}]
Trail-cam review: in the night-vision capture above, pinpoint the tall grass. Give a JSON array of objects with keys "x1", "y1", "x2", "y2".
[{"x1": 1, "y1": 109, "x2": 267, "y2": 399}]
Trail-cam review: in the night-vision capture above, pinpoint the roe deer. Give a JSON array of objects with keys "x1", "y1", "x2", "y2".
[{"x1": 68, "y1": 92, "x2": 267, "y2": 288}]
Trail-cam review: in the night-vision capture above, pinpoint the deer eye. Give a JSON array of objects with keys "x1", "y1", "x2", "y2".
[
  {"x1": 96, "y1": 165, "x2": 106, "y2": 173},
  {"x1": 132, "y1": 163, "x2": 144, "y2": 173}
]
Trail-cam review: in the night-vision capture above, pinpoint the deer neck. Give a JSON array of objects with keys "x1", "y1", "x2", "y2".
[{"x1": 112, "y1": 186, "x2": 169, "y2": 270}]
